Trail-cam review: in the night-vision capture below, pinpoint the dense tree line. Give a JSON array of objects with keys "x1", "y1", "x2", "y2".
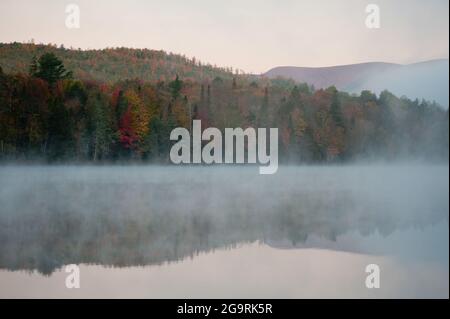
[
  {"x1": 0, "y1": 42, "x2": 243, "y2": 83},
  {"x1": 0, "y1": 52, "x2": 448, "y2": 163}
]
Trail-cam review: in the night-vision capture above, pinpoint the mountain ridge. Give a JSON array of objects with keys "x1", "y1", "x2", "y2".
[{"x1": 264, "y1": 59, "x2": 449, "y2": 107}]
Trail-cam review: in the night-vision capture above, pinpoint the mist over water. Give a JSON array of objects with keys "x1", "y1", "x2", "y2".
[{"x1": 0, "y1": 164, "x2": 448, "y2": 297}]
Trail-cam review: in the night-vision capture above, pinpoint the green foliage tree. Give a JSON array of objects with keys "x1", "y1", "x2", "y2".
[
  {"x1": 169, "y1": 75, "x2": 183, "y2": 99},
  {"x1": 330, "y1": 89, "x2": 345, "y2": 129},
  {"x1": 85, "y1": 91, "x2": 115, "y2": 160},
  {"x1": 31, "y1": 53, "x2": 73, "y2": 85}
]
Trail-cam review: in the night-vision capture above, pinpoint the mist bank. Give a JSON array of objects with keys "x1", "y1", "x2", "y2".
[{"x1": 265, "y1": 59, "x2": 450, "y2": 109}]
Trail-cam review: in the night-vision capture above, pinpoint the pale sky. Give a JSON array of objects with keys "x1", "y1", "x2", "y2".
[{"x1": 0, "y1": 0, "x2": 448, "y2": 73}]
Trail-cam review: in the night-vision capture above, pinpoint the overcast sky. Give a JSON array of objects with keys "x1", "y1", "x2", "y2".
[{"x1": 0, "y1": 0, "x2": 448, "y2": 73}]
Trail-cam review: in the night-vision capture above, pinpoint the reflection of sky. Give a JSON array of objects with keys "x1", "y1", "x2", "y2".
[
  {"x1": 0, "y1": 0, "x2": 448, "y2": 73},
  {"x1": 0, "y1": 238, "x2": 448, "y2": 298}
]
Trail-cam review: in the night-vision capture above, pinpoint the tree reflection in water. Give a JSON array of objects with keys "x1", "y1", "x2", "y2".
[{"x1": 0, "y1": 165, "x2": 448, "y2": 275}]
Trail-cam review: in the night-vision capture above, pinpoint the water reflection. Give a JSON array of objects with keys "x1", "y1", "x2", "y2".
[{"x1": 0, "y1": 165, "x2": 447, "y2": 278}]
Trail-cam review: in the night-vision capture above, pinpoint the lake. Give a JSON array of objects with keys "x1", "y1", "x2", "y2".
[{"x1": 0, "y1": 164, "x2": 448, "y2": 298}]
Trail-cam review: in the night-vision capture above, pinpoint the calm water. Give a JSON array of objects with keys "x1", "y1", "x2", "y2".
[{"x1": 0, "y1": 165, "x2": 448, "y2": 298}]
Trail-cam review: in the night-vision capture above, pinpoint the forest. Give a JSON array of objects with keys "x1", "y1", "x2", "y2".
[{"x1": 0, "y1": 43, "x2": 448, "y2": 163}]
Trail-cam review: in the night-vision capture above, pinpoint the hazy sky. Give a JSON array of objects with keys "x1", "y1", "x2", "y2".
[{"x1": 0, "y1": 0, "x2": 448, "y2": 73}]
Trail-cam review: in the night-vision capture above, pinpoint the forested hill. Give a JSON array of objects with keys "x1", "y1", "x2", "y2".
[
  {"x1": 0, "y1": 44, "x2": 448, "y2": 164},
  {"x1": 0, "y1": 42, "x2": 242, "y2": 83}
]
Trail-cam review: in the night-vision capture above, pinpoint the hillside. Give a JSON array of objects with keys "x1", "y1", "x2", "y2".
[
  {"x1": 0, "y1": 42, "x2": 239, "y2": 83},
  {"x1": 0, "y1": 43, "x2": 448, "y2": 164}
]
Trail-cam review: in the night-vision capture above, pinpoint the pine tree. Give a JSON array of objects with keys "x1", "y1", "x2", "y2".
[
  {"x1": 31, "y1": 53, "x2": 72, "y2": 85},
  {"x1": 29, "y1": 55, "x2": 38, "y2": 76},
  {"x1": 330, "y1": 90, "x2": 344, "y2": 129},
  {"x1": 169, "y1": 75, "x2": 183, "y2": 99}
]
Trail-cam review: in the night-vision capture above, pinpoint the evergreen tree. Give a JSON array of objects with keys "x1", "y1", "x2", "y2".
[
  {"x1": 169, "y1": 75, "x2": 183, "y2": 99},
  {"x1": 330, "y1": 90, "x2": 344, "y2": 129},
  {"x1": 29, "y1": 55, "x2": 38, "y2": 76},
  {"x1": 31, "y1": 53, "x2": 72, "y2": 85}
]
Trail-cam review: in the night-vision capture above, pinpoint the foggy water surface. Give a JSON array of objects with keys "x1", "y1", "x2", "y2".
[{"x1": 0, "y1": 165, "x2": 448, "y2": 298}]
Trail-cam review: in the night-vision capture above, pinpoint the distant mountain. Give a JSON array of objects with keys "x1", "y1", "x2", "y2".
[
  {"x1": 264, "y1": 59, "x2": 449, "y2": 108},
  {"x1": 265, "y1": 62, "x2": 397, "y2": 91}
]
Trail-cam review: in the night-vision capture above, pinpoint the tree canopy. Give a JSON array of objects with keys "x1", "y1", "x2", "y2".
[
  {"x1": 30, "y1": 52, "x2": 73, "y2": 84},
  {"x1": 0, "y1": 50, "x2": 448, "y2": 163}
]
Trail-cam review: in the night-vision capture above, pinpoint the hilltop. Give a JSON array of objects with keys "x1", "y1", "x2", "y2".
[{"x1": 0, "y1": 42, "x2": 242, "y2": 83}]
